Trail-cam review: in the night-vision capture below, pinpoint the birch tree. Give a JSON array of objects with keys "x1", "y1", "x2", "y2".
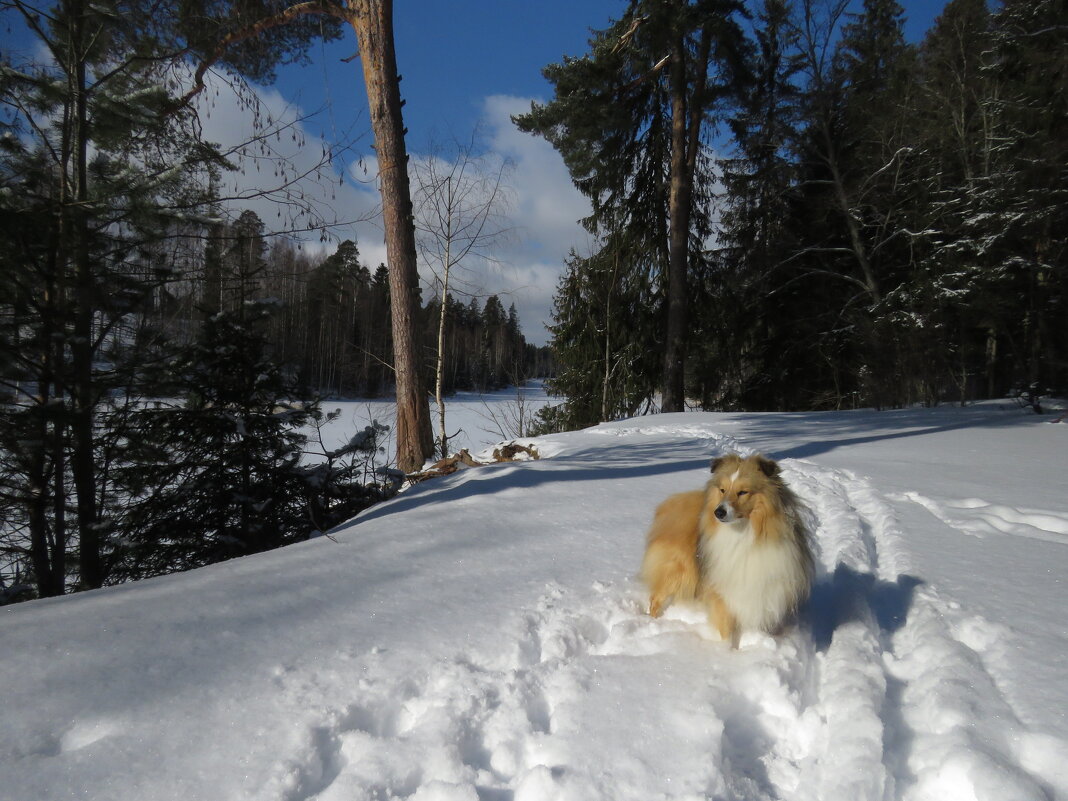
[{"x1": 411, "y1": 135, "x2": 512, "y2": 458}]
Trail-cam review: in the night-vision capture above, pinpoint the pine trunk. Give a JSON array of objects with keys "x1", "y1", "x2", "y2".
[
  {"x1": 662, "y1": 43, "x2": 691, "y2": 414},
  {"x1": 662, "y1": 23, "x2": 709, "y2": 414},
  {"x1": 68, "y1": 4, "x2": 103, "y2": 589},
  {"x1": 348, "y1": 0, "x2": 433, "y2": 473}
]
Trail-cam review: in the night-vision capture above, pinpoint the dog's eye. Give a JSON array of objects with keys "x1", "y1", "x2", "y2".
[{"x1": 736, "y1": 490, "x2": 748, "y2": 497}]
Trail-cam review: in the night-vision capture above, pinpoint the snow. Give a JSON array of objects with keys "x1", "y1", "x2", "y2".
[
  {"x1": 2, "y1": 397, "x2": 1067, "y2": 801},
  {"x1": 310, "y1": 382, "x2": 554, "y2": 463}
]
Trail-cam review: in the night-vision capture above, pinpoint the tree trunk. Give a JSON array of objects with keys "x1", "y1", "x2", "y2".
[
  {"x1": 435, "y1": 179, "x2": 452, "y2": 458},
  {"x1": 662, "y1": 42, "x2": 691, "y2": 414},
  {"x1": 29, "y1": 327, "x2": 64, "y2": 597},
  {"x1": 348, "y1": 0, "x2": 433, "y2": 472},
  {"x1": 67, "y1": 2, "x2": 103, "y2": 589},
  {"x1": 435, "y1": 286, "x2": 449, "y2": 458},
  {"x1": 661, "y1": 25, "x2": 710, "y2": 414}
]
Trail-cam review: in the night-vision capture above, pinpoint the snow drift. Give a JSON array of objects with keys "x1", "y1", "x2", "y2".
[{"x1": 2, "y1": 402, "x2": 1067, "y2": 801}]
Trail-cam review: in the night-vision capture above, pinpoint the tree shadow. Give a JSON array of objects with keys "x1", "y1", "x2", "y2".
[
  {"x1": 347, "y1": 442, "x2": 713, "y2": 529},
  {"x1": 804, "y1": 563, "x2": 924, "y2": 651},
  {"x1": 733, "y1": 405, "x2": 1034, "y2": 463}
]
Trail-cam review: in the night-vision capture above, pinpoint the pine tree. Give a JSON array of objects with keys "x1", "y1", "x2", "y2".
[
  {"x1": 347, "y1": 0, "x2": 434, "y2": 472},
  {"x1": 0, "y1": 0, "x2": 338, "y2": 595},
  {"x1": 0, "y1": 0, "x2": 232, "y2": 593},
  {"x1": 515, "y1": 0, "x2": 747, "y2": 414},
  {"x1": 113, "y1": 302, "x2": 329, "y2": 579},
  {"x1": 698, "y1": 0, "x2": 803, "y2": 409}
]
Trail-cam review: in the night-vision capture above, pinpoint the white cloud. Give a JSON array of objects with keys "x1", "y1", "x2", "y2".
[
  {"x1": 447, "y1": 94, "x2": 593, "y2": 345},
  {"x1": 483, "y1": 94, "x2": 593, "y2": 251},
  {"x1": 192, "y1": 69, "x2": 380, "y2": 256},
  {"x1": 195, "y1": 77, "x2": 590, "y2": 346},
  {"x1": 342, "y1": 94, "x2": 592, "y2": 346}
]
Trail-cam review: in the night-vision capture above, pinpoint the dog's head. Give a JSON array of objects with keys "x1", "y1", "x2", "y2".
[{"x1": 707, "y1": 453, "x2": 780, "y2": 523}]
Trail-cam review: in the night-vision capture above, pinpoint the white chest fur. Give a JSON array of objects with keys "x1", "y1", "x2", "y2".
[{"x1": 699, "y1": 520, "x2": 808, "y2": 633}]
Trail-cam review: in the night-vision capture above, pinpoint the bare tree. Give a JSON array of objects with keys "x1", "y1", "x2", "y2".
[{"x1": 411, "y1": 133, "x2": 513, "y2": 458}]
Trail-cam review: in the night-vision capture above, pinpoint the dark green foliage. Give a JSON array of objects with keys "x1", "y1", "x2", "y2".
[
  {"x1": 516, "y1": 0, "x2": 747, "y2": 424},
  {"x1": 695, "y1": 0, "x2": 804, "y2": 409},
  {"x1": 0, "y1": 0, "x2": 344, "y2": 597},
  {"x1": 541, "y1": 245, "x2": 661, "y2": 429},
  {"x1": 535, "y1": 0, "x2": 1067, "y2": 421},
  {"x1": 111, "y1": 301, "x2": 391, "y2": 581},
  {"x1": 114, "y1": 303, "x2": 313, "y2": 576},
  {"x1": 972, "y1": 0, "x2": 1068, "y2": 398},
  {"x1": 0, "y1": 0, "x2": 234, "y2": 595}
]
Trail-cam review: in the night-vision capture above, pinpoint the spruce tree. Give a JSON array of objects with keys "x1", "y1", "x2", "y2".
[
  {"x1": 698, "y1": 0, "x2": 803, "y2": 409},
  {"x1": 516, "y1": 0, "x2": 747, "y2": 415},
  {"x1": 539, "y1": 244, "x2": 661, "y2": 430},
  {"x1": 112, "y1": 301, "x2": 353, "y2": 579}
]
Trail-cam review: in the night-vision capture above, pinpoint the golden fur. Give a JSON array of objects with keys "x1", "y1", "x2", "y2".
[{"x1": 641, "y1": 453, "x2": 814, "y2": 647}]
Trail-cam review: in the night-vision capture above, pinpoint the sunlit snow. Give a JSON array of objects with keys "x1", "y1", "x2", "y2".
[{"x1": 2, "y1": 390, "x2": 1066, "y2": 801}]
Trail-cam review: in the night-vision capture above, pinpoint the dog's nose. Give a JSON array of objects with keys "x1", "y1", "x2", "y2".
[{"x1": 714, "y1": 505, "x2": 727, "y2": 520}]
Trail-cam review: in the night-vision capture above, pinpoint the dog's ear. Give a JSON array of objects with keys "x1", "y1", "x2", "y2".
[
  {"x1": 710, "y1": 453, "x2": 740, "y2": 474},
  {"x1": 754, "y1": 454, "x2": 781, "y2": 478}
]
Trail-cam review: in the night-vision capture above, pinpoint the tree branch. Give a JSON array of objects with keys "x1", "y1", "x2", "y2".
[{"x1": 177, "y1": 1, "x2": 346, "y2": 110}]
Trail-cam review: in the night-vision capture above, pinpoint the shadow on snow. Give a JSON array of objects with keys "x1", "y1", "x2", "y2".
[{"x1": 804, "y1": 563, "x2": 924, "y2": 652}]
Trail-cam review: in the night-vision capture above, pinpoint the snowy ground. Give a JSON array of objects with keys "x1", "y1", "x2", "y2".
[
  {"x1": 308, "y1": 382, "x2": 554, "y2": 465},
  {"x1": 2, "y1": 399, "x2": 1067, "y2": 801}
]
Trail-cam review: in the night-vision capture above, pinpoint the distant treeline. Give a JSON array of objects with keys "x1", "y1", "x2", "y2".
[{"x1": 169, "y1": 212, "x2": 552, "y2": 397}]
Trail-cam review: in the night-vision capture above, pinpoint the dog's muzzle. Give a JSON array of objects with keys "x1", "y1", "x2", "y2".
[{"x1": 714, "y1": 503, "x2": 736, "y2": 522}]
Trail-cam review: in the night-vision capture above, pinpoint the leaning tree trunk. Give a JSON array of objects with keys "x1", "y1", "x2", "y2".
[{"x1": 348, "y1": 0, "x2": 433, "y2": 473}]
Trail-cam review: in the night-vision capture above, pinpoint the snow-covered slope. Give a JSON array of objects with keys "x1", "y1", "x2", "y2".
[{"x1": 2, "y1": 405, "x2": 1066, "y2": 801}]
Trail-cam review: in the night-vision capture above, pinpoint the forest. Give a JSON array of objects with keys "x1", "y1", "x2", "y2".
[
  {"x1": 519, "y1": 0, "x2": 1066, "y2": 430},
  {"x1": 162, "y1": 214, "x2": 541, "y2": 400},
  {"x1": 1, "y1": 0, "x2": 1065, "y2": 600},
  {"x1": 0, "y1": 0, "x2": 541, "y2": 599}
]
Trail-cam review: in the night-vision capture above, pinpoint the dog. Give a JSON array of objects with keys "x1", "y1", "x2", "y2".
[{"x1": 641, "y1": 453, "x2": 814, "y2": 647}]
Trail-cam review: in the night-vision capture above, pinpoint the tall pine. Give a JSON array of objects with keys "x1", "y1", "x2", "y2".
[{"x1": 516, "y1": 0, "x2": 746, "y2": 416}]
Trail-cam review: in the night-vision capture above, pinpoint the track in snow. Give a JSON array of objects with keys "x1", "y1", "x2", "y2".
[{"x1": 266, "y1": 458, "x2": 1061, "y2": 801}]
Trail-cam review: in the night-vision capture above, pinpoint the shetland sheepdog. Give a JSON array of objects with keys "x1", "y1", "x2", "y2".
[{"x1": 641, "y1": 453, "x2": 814, "y2": 647}]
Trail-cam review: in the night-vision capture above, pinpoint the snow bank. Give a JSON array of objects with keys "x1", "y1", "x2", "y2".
[{"x1": 2, "y1": 402, "x2": 1066, "y2": 800}]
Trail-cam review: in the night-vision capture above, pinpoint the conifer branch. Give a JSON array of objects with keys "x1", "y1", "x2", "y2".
[{"x1": 177, "y1": 1, "x2": 347, "y2": 110}]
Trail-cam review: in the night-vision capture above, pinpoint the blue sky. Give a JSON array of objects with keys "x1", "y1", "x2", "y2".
[
  {"x1": 1, "y1": 0, "x2": 950, "y2": 345},
  {"x1": 276, "y1": 0, "x2": 949, "y2": 159},
  {"x1": 263, "y1": 0, "x2": 950, "y2": 344}
]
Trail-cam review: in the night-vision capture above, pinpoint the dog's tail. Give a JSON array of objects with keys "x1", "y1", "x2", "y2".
[
  {"x1": 641, "y1": 490, "x2": 706, "y2": 616},
  {"x1": 642, "y1": 540, "x2": 700, "y2": 617}
]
